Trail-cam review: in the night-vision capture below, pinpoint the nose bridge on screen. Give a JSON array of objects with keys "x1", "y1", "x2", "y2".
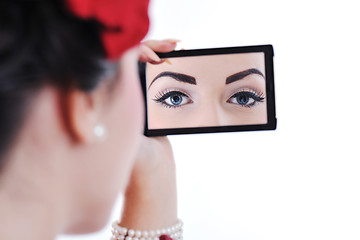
[{"x1": 198, "y1": 101, "x2": 222, "y2": 127}]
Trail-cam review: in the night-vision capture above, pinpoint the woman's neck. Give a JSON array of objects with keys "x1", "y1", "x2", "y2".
[
  {"x1": 0, "y1": 146, "x2": 67, "y2": 240},
  {"x1": 0, "y1": 193, "x2": 58, "y2": 240}
]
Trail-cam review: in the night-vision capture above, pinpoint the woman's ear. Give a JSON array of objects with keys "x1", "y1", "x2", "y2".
[{"x1": 63, "y1": 89, "x2": 101, "y2": 143}]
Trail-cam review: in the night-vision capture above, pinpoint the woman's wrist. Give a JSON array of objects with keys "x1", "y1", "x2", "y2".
[
  {"x1": 120, "y1": 159, "x2": 178, "y2": 230},
  {"x1": 111, "y1": 219, "x2": 183, "y2": 240}
]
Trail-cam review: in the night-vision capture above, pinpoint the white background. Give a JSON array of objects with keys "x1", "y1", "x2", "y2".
[{"x1": 58, "y1": 0, "x2": 360, "y2": 239}]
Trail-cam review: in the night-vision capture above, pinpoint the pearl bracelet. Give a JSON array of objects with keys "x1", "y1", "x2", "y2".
[{"x1": 111, "y1": 219, "x2": 183, "y2": 240}]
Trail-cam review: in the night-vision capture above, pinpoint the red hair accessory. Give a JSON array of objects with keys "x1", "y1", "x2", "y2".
[{"x1": 66, "y1": 0, "x2": 150, "y2": 60}]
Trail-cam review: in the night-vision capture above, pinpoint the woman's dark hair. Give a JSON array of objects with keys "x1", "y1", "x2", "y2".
[{"x1": 0, "y1": 0, "x2": 107, "y2": 168}]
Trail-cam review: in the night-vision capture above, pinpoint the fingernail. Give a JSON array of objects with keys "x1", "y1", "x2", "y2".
[
  {"x1": 153, "y1": 55, "x2": 162, "y2": 62},
  {"x1": 164, "y1": 39, "x2": 181, "y2": 44},
  {"x1": 150, "y1": 53, "x2": 161, "y2": 62}
]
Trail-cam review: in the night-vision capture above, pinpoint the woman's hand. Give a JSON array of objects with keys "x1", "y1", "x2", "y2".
[
  {"x1": 139, "y1": 39, "x2": 180, "y2": 64},
  {"x1": 119, "y1": 40, "x2": 179, "y2": 230}
]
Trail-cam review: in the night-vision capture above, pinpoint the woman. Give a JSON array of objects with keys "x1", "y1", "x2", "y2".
[
  {"x1": 146, "y1": 52, "x2": 267, "y2": 129},
  {"x1": 0, "y1": 0, "x2": 179, "y2": 239}
]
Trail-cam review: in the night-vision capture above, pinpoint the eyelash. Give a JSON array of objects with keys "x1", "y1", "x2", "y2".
[
  {"x1": 227, "y1": 88, "x2": 265, "y2": 108},
  {"x1": 153, "y1": 89, "x2": 192, "y2": 108},
  {"x1": 153, "y1": 88, "x2": 265, "y2": 108}
]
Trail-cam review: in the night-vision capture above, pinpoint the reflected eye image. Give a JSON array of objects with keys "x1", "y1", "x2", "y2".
[
  {"x1": 146, "y1": 51, "x2": 270, "y2": 129},
  {"x1": 227, "y1": 89, "x2": 265, "y2": 107},
  {"x1": 153, "y1": 90, "x2": 192, "y2": 108}
]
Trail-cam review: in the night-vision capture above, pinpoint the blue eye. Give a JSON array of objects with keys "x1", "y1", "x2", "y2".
[
  {"x1": 154, "y1": 90, "x2": 192, "y2": 108},
  {"x1": 169, "y1": 94, "x2": 183, "y2": 105},
  {"x1": 227, "y1": 91, "x2": 264, "y2": 107},
  {"x1": 236, "y1": 95, "x2": 251, "y2": 105}
]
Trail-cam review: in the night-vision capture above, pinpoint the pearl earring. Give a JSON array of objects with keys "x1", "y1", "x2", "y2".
[{"x1": 93, "y1": 124, "x2": 107, "y2": 141}]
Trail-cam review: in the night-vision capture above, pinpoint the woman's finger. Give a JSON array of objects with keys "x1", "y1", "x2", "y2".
[
  {"x1": 142, "y1": 39, "x2": 180, "y2": 53},
  {"x1": 139, "y1": 44, "x2": 162, "y2": 63}
]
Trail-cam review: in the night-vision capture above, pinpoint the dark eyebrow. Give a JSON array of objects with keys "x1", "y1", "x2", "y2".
[
  {"x1": 148, "y1": 71, "x2": 196, "y2": 89},
  {"x1": 226, "y1": 68, "x2": 264, "y2": 84}
]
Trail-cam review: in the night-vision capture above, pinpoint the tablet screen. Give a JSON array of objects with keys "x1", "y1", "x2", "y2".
[{"x1": 139, "y1": 45, "x2": 276, "y2": 136}]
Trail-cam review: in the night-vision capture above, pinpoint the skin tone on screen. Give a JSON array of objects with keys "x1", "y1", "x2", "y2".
[{"x1": 146, "y1": 52, "x2": 267, "y2": 129}]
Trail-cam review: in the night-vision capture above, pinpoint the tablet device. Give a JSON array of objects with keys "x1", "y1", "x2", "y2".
[{"x1": 139, "y1": 44, "x2": 276, "y2": 136}]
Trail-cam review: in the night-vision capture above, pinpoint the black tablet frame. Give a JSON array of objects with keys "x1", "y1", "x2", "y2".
[{"x1": 139, "y1": 44, "x2": 276, "y2": 136}]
